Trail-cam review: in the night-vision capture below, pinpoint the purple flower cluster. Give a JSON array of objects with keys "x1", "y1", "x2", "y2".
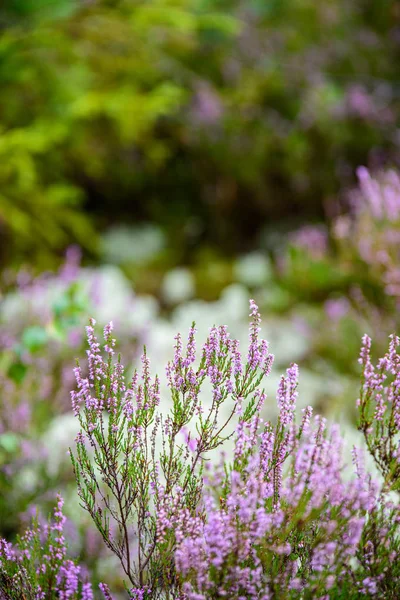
[
  {"x1": 336, "y1": 167, "x2": 400, "y2": 301},
  {"x1": 358, "y1": 333, "x2": 400, "y2": 487},
  {"x1": 356, "y1": 167, "x2": 400, "y2": 222},
  {"x1": 0, "y1": 495, "x2": 95, "y2": 599},
  {"x1": 175, "y1": 400, "x2": 379, "y2": 598}
]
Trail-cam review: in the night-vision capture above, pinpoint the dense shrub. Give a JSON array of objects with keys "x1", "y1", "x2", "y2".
[
  {"x1": 2, "y1": 301, "x2": 398, "y2": 598},
  {"x1": 278, "y1": 166, "x2": 400, "y2": 376}
]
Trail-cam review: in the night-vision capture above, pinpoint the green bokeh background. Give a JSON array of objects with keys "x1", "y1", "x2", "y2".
[{"x1": 1, "y1": 0, "x2": 399, "y2": 270}]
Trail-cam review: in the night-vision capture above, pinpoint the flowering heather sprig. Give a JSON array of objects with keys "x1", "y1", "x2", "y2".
[
  {"x1": 99, "y1": 582, "x2": 114, "y2": 600},
  {"x1": 0, "y1": 495, "x2": 94, "y2": 599},
  {"x1": 248, "y1": 299, "x2": 274, "y2": 376},
  {"x1": 276, "y1": 363, "x2": 298, "y2": 427},
  {"x1": 357, "y1": 333, "x2": 400, "y2": 490}
]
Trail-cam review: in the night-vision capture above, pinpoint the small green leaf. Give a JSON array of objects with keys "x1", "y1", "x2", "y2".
[
  {"x1": 21, "y1": 326, "x2": 48, "y2": 353},
  {"x1": 7, "y1": 361, "x2": 28, "y2": 384},
  {"x1": 0, "y1": 432, "x2": 19, "y2": 454}
]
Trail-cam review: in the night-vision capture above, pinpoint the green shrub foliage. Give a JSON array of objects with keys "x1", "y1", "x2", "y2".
[{"x1": 1, "y1": 0, "x2": 400, "y2": 264}]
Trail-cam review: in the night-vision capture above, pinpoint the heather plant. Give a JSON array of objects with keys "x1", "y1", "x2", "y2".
[
  {"x1": 0, "y1": 495, "x2": 94, "y2": 599},
  {"x1": 277, "y1": 167, "x2": 400, "y2": 380},
  {"x1": 69, "y1": 300, "x2": 274, "y2": 597},
  {"x1": 66, "y1": 300, "x2": 400, "y2": 598},
  {"x1": 281, "y1": 167, "x2": 400, "y2": 304},
  {"x1": 0, "y1": 250, "x2": 145, "y2": 565},
  {"x1": 357, "y1": 332, "x2": 400, "y2": 492},
  {"x1": 333, "y1": 167, "x2": 400, "y2": 305}
]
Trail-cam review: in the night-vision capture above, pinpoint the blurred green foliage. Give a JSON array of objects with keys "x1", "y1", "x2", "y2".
[
  {"x1": 0, "y1": 0, "x2": 400, "y2": 267},
  {"x1": 280, "y1": 246, "x2": 352, "y2": 301}
]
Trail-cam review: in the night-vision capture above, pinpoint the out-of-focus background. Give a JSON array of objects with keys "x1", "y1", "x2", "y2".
[{"x1": 1, "y1": 0, "x2": 400, "y2": 595}]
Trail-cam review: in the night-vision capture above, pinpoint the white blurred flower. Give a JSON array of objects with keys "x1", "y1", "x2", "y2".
[
  {"x1": 80, "y1": 265, "x2": 159, "y2": 332},
  {"x1": 102, "y1": 224, "x2": 165, "y2": 265},
  {"x1": 233, "y1": 252, "x2": 272, "y2": 287},
  {"x1": 42, "y1": 413, "x2": 80, "y2": 477},
  {"x1": 161, "y1": 267, "x2": 195, "y2": 305},
  {"x1": 218, "y1": 284, "x2": 249, "y2": 320}
]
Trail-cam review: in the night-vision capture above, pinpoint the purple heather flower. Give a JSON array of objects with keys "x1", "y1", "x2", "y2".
[
  {"x1": 57, "y1": 560, "x2": 80, "y2": 598},
  {"x1": 289, "y1": 224, "x2": 328, "y2": 259},
  {"x1": 130, "y1": 586, "x2": 151, "y2": 600},
  {"x1": 276, "y1": 363, "x2": 298, "y2": 427},
  {"x1": 183, "y1": 323, "x2": 197, "y2": 368},
  {"x1": 324, "y1": 297, "x2": 350, "y2": 321},
  {"x1": 246, "y1": 300, "x2": 274, "y2": 375},
  {"x1": 82, "y1": 582, "x2": 94, "y2": 600},
  {"x1": 99, "y1": 582, "x2": 114, "y2": 600}
]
